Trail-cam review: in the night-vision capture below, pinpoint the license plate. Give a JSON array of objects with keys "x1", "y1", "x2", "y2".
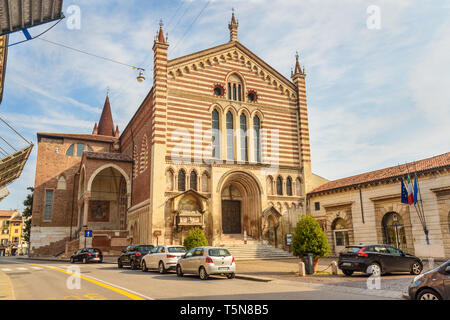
[
  {"x1": 342, "y1": 262, "x2": 351, "y2": 267},
  {"x1": 219, "y1": 267, "x2": 229, "y2": 271}
]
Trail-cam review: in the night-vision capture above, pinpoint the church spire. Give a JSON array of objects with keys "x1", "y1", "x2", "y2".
[
  {"x1": 96, "y1": 94, "x2": 116, "y2": 137},
  {"x1": 292, "y1": 52, "x2": 305, "y2": 80},
  {"x1": 156, "y1": 19, "x2": 166, "y2": 44},
  {"x1": 228, "y1": 8, "x2": 239, "y2": 42}
]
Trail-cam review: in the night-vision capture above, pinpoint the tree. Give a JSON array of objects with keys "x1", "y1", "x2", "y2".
[
  {"x1": 183, "y1": 228, "x2": 208, "y2": 251},
  {"x1": 292, "y1": 214, "x2": 330, "y2": 259},
  {"x1": 22, "y1": 187, "x2": 34, "y2": 244}
]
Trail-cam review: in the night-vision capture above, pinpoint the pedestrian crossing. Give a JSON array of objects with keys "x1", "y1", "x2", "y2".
[{"x1": 1, "y1": 265, "x2": 78, "y2": 273}]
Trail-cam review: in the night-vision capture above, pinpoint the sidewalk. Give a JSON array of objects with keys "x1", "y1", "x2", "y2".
[{"x1": 0, "y1": 270, "x2": 15, "y2": 300}]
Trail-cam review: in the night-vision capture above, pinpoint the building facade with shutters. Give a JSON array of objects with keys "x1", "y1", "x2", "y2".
[
  {"x1": 308, "y1": 153, "x2": 450, "y2": 259},
  {"x1": 30, "y1": 13, "x2": 328, "y2": 255}
]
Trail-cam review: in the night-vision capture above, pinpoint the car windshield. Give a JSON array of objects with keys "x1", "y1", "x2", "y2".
[
  {"x1": 208, "y1": 248, "x2": 231, "y2": 257},
  {"x1": 138, "y1": 246, "x2": 154, "y2": 252},
  {"x1": 86, "y1": 248, "x2": 101, "y2": 253},
  {"x1": 168, "y1": 247, "x2": 186, "y2": 253},
  {"x1": 342, "y1": 247, "x2": 361, "y2": 254}
]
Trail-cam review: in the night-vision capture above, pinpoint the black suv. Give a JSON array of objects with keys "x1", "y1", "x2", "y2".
[
  {"x1": 118, "y1": 245, "x2": 154, "y2": 270},
  {"x1": 339, "y1": 244, "x2": 423, "y2": 276},
  {"x1": 70, "y1": 248, "x2": 103, "y2": 264}
]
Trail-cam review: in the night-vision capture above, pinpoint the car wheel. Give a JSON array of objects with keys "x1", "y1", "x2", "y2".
[
  {"x1": 130, "y1": 260, "x2": 137, "y2": 270},
  {"x1": 226, "y1": 273, "x2": 235, "y2": 279},
  {"x1": 343, "y1": 269, "x2": 353, "y2": 276},
  {"x1": 118, "y1": 260, "x2": 123, "y2": 269},
  {"x1": 159, "y1": 261, "x2": 166, "y2": 274},
  {"x1": 142, "y1": 261, "x2": 148, "y2": 272},
  {"x1": 410, "y1": 262, "x2": 422, "y2": 275},
  {"x1": 199, "y1": 267, "x2": 209, "y2": 280},
  {"x1": 176, "y1": 265, "x2": 183, "y2": 277},
  {"x1": 418, "y1": 289, "x2": 441, "y2": 300},
  {"x1": 365, "y1": 263, "x2": 381, "y2": 276}
]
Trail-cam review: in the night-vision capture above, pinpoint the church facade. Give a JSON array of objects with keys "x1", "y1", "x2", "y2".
[{"x1": 30, "y1": 14, "x2": 326, "y2": 255}]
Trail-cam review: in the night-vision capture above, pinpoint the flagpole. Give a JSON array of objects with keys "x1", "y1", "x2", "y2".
[
  {"x1": 406, "y1": 161, "x2": 429, "y2": 245},
  {"x1": 412, "y1": 161, "x2": 429, "y2": 244}
]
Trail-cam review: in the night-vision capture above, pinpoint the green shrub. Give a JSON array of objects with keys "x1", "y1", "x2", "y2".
[
  {"x1": 183, "y1": 228, "x2": 209, "y2": 251},
  {"x1": 292, "y1": 215, "x2": 330, "y2": 258}
]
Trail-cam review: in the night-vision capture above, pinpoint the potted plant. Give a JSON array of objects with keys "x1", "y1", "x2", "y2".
[
  {"x1": 292, "y1": 215, "x2": 330, "y2": 273},
  {"x1": 183, "y1": 227, "x2": 209, "y2": 251}
]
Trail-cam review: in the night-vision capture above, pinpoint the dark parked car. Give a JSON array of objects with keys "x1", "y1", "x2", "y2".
[
  {"x1": 338, "y1": 244, "x2": 423, "y2": 276},
  {"x1": 408, "y1": 260, "x2": 450, "y2": 300},
  {"x1": 118, "y1": 245, "x2": 154, "y2": 270},
  {"x1": 70, "y1": 248, "x2": 103, "y2": 264}
]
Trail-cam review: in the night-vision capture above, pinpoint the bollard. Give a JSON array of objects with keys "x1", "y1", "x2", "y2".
[
  {"x1": 299, "y1": 261, "x2": 306, "y2": 277},
  {"x1": 331, "y1": 261, "x2": 338, "y2": 275}
]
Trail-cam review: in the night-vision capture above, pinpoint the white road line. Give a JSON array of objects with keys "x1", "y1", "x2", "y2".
[
  {"x1": 31, "y1": 267, "x2": 43, "y2": 270},
  {"x1": 17, "y1": 268, "x2": 28, "y2": 271},
  {"x1": 1, "y1": 268, "x2": 12, "y2": 272}
]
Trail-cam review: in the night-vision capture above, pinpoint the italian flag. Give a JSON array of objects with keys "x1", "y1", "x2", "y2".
[{"x1": 407, "y1": 175, "x2": 414, "y2": 205}]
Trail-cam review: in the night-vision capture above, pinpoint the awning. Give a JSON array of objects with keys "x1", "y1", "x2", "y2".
[
  {"x1": 0, "y1": 144, "x2": 32, "y2": 188},
  {"x1": 0, "y1": 0, "x2": 64, "y2": 36}
]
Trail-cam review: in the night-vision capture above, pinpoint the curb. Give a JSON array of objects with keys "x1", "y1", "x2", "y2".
[
  {"x1": 235, "y1": 274, "x2": 273, "y2": 282},
  {"x1": 16, "y1": 257, "x2": 117, "y2": 265}
]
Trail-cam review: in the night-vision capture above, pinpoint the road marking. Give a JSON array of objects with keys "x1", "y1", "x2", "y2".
[
  {"x1": 30, "y1": 264, "x2": 153, "y2": 300},
  {"x1": 31, "y1": 267, "x2": 43, "y2": 270},
  {"x1": 1, "y1": 268, "x2": 12, "y2": 272},
  {"x1": 17, "y1": 268, "x2": 28, "y2": 271}
]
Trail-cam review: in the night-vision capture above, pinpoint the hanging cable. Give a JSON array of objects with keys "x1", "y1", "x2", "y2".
[
  {"x1": 172, "y1": 0, "x2": 211, "y2": 53},
  {"x1": 0, "y1": 17, "x2": 65, "y2": 49},
  {"x1": 38, "y1": 38, "x2": 144, "y2": 71},
  {"x1": 0, "y1": 117, "x2": 33, "y2": 145}
]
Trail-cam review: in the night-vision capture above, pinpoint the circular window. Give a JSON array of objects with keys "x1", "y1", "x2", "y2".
[
  {"x1": 214, "y1": 85, "x2": 224, "y2": 97},
  {"x1": 247, "y1": 91, "x2": 257, "y2": 102}
]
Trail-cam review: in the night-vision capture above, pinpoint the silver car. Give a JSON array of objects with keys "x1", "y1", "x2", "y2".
[
  {"x1": 141, "y1": 245, "x2": 186, "y2": 273},
  {"x1": 176, "y1": 247, "x2": 236, "y2": 280}
]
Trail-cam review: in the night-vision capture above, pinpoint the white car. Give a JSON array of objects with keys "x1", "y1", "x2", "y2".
[
  {"x1": 141, "y1": 245, "x2": 186, "y2": 273},
  {"x1": 176, "y1": 247, "x2": 236, "y2": 280}
]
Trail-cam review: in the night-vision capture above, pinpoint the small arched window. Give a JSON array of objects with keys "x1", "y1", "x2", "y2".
[
  {"x1": 276, "y1": 176, "x2": 283, "y2": 195},
  {"x1": 66, "y1": 144, "x2": 74, "y2": 156},
  {"x1": 166, "y1": 170, "x2": 174, "y2": 191},
  {"x1": 178, "y1": 170, "x2": 186, "y2": 191},
  {"x1": 227, "y1": 74, "x2": 243, "y2": 102},
  {"x1": 190, "y1": 171, "x2": 198, "y2": 191},
  {"x1": 226, "y1": 111, "x2": 234, "y2": 161},
  {"x1": 140, "y1": 135, "x2": 148, "y2": 173},
  {"x1": 201, "y1": 172, "x2": 209, "y2": 193},
  {"x1": 212, "y1": 110, "x2": 220, "y2": 159},
  {"x1": 253, "y1": 116, "x2": 261, "y2": 163},
  {"x1": 240, "y1": 113, "x2": 248, "y2": 162},
  {"x1": 296, "y1": 178, "x2": 302, "y2": 196},
  {"x1": 286, "y1": 177, "x2": 293, "y2": 196}
]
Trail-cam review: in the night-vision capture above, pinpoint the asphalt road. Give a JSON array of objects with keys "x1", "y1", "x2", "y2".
[{"x1": 0, "y1": 257, "x2": 397, "y2": 300}]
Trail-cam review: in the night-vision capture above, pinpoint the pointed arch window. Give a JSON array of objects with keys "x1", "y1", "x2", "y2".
[
  {"x1": 212, "y1": 110, "x2": 220, "y2": 159},
  {"x1": 296, "y1": 178, "x2": 302, "y2": 196},
  {"x1": 190, "y1": 171, "x2": 198, "y2": 191},
  {"x1": 201, "y1": 172, "x2": 209, "y2": 193},
  {"x1": 240, "y1": 113, "x2": 248, "y2": 162},
  {"x1": 66, "y1": 144, "x2": 74, "y2": 156},
  {"x1": 57, "y1": 176, "x2": 67, "y2": 190},
  {"x1": 253, "y1": 115, "x2": 261, "y2": 163},
  {"x1": 226, "y1": 111, "x2": 234, "y2": 161},
  {"x1": 178, "y1": 170, "x2": 186, "y2": 191},
  {"x1": 276, "y1": 176, "x2": 283, "y2": 196},
  {"x1": 286, "y1": 177, "x2": 293, "y2": 196}
]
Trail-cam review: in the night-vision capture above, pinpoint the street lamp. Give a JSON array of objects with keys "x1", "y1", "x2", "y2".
[{"x1": 136, "y1": 68, "x2": 146, "y2": 83}]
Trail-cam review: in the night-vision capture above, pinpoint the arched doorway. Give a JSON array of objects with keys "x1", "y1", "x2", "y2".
[
  {"x1": 262, "y1": 206, "x2": 282, "y2": 247},
  {"x1": 87, "y1": 166, "x2": 130, "y2": 232},
  {"x1": 332, "y1": 218, "x2": 350, "y2": 254},
  {"x1": 218, "y1": 171, "x2": 262, "y2": 239},
  {"x1": 382, "y1": 212, "x2": 407, "y2": 249}
]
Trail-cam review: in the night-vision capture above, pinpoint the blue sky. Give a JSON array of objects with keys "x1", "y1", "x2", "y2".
[{"x1": 1, "y1": 0, "x2": 449, "y2": 211}]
